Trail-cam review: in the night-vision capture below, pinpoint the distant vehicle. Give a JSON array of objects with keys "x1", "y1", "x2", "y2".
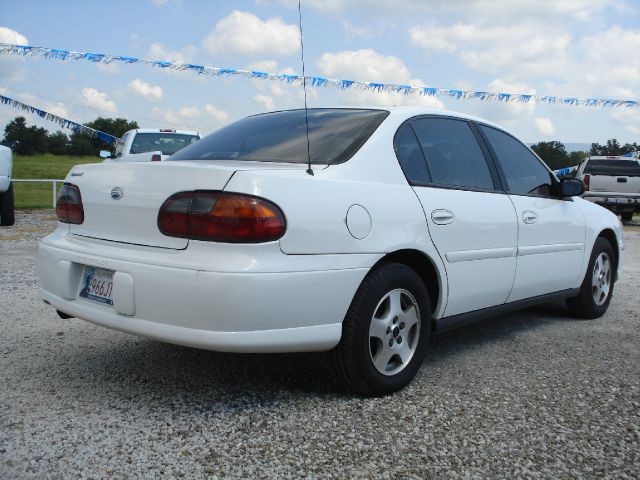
[
  {"x1": 39, "y1": 108, "x2": 623, "y2": 396},
  {"x1": 100, "y1": 129, "x2": 200, "y2": 163},
  {"x1": 576, "y1": 155, "x2": 640, "y2": 222},
  {"x1": 0, "y1": 145, "x2": 15, "y2": 226}
]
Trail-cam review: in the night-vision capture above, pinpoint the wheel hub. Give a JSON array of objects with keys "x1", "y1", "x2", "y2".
[{"x1": 368, "y1": 288, "x2": 421, "y2": 376}]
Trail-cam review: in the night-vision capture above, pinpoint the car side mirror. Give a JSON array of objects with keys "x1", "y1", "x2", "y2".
[
  {"x1": 558, "y1": 177, "x2": 585, "y2": 198},
  {"x1": 99, "y1": 150, "x2": 112, "y2": 159}
]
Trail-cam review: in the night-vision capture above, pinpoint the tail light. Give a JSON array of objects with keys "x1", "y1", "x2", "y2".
[
  {"x1": 151, "y1": 154, "x2": 162, "y2": 162},
  {"x1": 158, "y1": 191, "x2": 286, "y2": 243},
  {"x1": 583, "y1": 174, "x2": 590, "y2": 191},
  {"x1": 56, "y1": 183, "x2": 84, "y2": 224}
]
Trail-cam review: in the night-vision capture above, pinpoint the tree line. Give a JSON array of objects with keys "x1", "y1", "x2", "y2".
[
  {"x1": 531, "y1": 140, "x2": 639, "y2": 170},
  {"x1": 1, "y1": 116, "x2": 138, "y2": 156}
]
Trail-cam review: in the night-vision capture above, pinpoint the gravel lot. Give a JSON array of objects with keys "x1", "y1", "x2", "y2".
[{"x1": 1, "y1": 210, "x2": 639, "y2": 478}]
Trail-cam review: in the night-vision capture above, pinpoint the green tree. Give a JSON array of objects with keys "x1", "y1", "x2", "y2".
[
  {"x1": 589, "y1": 139, "x2": 638, "y2": 156},
  {"x1": 531, "y1": 141, "x2": 569, "y2": 170},
  {"x1": 48, "y1": 131, "x2": 69, "y2": 155},
  {"x1": 67, "y1": 117, "x2": 139, "y2": 156},
  {"x1": 2, "y1": 116, "x2": 50, "y2": 155}
]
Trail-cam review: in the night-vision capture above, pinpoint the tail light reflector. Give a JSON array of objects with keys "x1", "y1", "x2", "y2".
[
  {"x1": 158, "y1": 191, "x2": 286, "y2": 243},
  {"x1": 56, "y1": 183, "x2": 84, "y2": 224},
  {"x1": 151, "y1": 154, "x2": 162, "y2": 162},
  {"x1": 583, "y1": 174, "x2": 590, "y2": 191}
]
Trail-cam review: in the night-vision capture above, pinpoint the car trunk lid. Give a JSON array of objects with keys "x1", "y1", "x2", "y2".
[{"x1": 66, "y1": 161, "x2": 301, "y2": 249}]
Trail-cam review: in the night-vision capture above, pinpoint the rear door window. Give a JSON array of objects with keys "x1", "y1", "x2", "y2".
[
  {"x1": 394, "y1": 123, "x2": 430, "y2": 185},
  {"x1": 479, "y1": 125, "x2": 554, "y2": 196},
  {"x1": 411, "y1": 117, "x2": 495, "y2": 191},
  {"x1": 584, "y1": 159, "x2": 640, "y2": 176}
]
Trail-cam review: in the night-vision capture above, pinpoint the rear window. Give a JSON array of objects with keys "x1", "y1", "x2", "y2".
[
  {"x1": 584, "y1": 159, "x2": 640, "y2": 176},
  {"x1": 169, "y1": 109, "x2": 389, "y2": 164},
  {"x1": 130, "y1": 133, "x2": 200, "y2": 156}
]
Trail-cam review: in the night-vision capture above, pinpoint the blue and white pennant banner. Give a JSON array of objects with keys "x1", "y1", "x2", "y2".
[
  {"x1": 0, "y1": 94, "x2": 117, "y2": 144},
  {"x1": 0, "y1": 42, "x2": 638, "y2": 109}
]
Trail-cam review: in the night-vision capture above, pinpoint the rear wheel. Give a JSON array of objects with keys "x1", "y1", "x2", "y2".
[
  {"x1": 566, "y1": 237, "x2": 615, "y2": 319},
  {"x1": 0, "y1": 183, "x2": 15, "y2": 226},
  {"x1": 332, "y1": 262, "x2": 431, "y2": 396},
  {"x1": 621, "y1": 212, "x2": 633, "y2": 222}
]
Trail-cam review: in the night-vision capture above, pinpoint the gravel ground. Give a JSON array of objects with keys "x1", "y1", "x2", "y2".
[{"x1": 1, "y1": 210, "x2": 639, "y2": 478}]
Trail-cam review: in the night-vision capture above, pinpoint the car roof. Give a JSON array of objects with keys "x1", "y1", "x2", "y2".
[{"x1": 126, "y1": 129, "x2": 200, "y2": 136}]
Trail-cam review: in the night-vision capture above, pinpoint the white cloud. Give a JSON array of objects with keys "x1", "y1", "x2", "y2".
[
  {"x1": 534, "y1": 117, "x2": 555, "y2": 136},
  {"x1": 148, "y1": 42, "x2": 197, "y2": 64},
  {"x1": 0, "y1": 26, "x2": 28, "y2": 45},
  {"x1": 203, "y1": 11, "x2": 299, "y2": 57},
  {"x1": 254, "y1": 94, "x2": 276, "y2": 111},
  {"x1": 318, "y1": 49, "x2": 411, "y2": 83},
  {"x1": 317, "y1": 49, "x2": 444, "y2": 108},
  {"x1": 265, "y1": 0, "x2": 627, "y2": 21},
  {"x1": 0, "y1": 27, "x2": 28, "y2": 82},
  {"x1": 178, "y1": 106, "x2": 200, "y2": 118},
  {"x1": 205, "y1": 104, "x2": 229, "y2": 124},
  {"x1": 81, "y1": 88, "x2": 117, "y2": 112},
  {"x1": 128, "y1": 79, "x2": 163, "y2": 101},
  {"x1": 410, "y1": 23, "x2": 571, "y2": 78},
  {"x1": 96, "y1": 63, "x2": 120, "y2": 75}
]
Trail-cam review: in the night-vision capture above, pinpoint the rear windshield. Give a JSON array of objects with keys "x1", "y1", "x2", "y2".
[
  {"x1": 169, "y1": 109, "x2": 389, "y2": 164},
  {"x1": 130, "y1": 133, "x2": 200, "y2": 156},
  {"x1": 584, "y1": 159, "x2": 640, "y2": 176}
]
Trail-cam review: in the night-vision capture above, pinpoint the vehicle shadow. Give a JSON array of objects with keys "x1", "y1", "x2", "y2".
[{"x1": 51, "y1": 300, "x2": 581, "y2": 404}]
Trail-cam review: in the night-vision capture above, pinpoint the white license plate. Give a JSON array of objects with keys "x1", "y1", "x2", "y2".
[{"x1": 79, "y1": 267, "x2": 115, "y2": 306}]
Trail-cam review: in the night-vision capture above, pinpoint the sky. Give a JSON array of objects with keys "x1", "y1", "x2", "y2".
[{"x1": 0, "y1": 0, "x2": 639, "y2": 144}]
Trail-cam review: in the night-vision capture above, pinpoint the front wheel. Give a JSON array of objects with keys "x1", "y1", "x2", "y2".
[
  {"x1": 566, "y1": 237, "x2": 615, "y2": 319},
  {"x1": 0, "y1": 183, "x2": 15, "y2": 227},
  {"x1": 621, "y1": 212, "x2": 633, "y2": 222},
  {"x1": 332, "y1": 262, "x2": 431, "y2": 396}
]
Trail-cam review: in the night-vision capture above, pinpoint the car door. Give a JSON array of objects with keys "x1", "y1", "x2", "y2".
[
  {"x1": 394, "y1": 117, "x2": 518, "y2": 317},
  {"x1": 477, "y1": 124, "x2": 586, "y2": 302}
]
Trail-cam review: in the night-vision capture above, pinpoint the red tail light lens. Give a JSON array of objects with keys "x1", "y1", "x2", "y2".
[
  {"x1": 158, "y1": 191, "x2": 286, "y2": 243},
  {"x1": 56, "y1": 183, "x2": 84, "y2": 224},
  {"x1": 583, "y1": 174, "x2": 590, "y2": 191},
  {"x1": 151, "y1": 154, "x2": 162, "y2": 162}
]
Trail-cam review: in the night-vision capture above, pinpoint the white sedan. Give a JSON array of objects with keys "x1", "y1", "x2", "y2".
[{"x1": 38, "y1": 107, "x2": 623, "y2": 396}]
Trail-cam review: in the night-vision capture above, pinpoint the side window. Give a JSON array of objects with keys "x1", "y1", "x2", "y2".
[
  {"x1": 394, "y1": 123, "x2": 430, "y2": 184},
  {"x1": 412, "y1": 118, "x2": 495, "y2": 191},
  {"x1": 479, "y1": 125, "x2": 554, "y2": 196}
]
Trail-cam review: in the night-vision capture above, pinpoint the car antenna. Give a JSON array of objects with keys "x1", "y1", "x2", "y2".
[{"x1": 298, "y1": 0, "x2": 313, "y2": 176}]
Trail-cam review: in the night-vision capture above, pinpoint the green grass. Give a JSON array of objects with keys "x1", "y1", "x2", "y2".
[{"x1": 12, "y1": 154, "x2": 101, "y2": 209}]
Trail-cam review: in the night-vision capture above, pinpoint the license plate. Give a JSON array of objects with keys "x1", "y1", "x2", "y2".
[{"x1": 79, "y1": 267, "x2": 115, "y2": 306}]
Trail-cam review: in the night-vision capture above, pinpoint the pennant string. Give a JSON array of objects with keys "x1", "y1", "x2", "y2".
[
  {"x1": 0, "y1": 42, "x2": 637, "y2": 109},
  {"x1": 0, "y1": 93, "x2": 117, "y2": 144}
]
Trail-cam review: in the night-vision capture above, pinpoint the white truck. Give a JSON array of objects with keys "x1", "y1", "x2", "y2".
[
  {"x1": 0, "y1": 145, "x2": 15, "y2": 226},
  {"x1": 100, "y1": 128, "x2": 200, "y2": 162},
  {"x1": 576, "y1": 155, "x2": 640, "y2": 222}
]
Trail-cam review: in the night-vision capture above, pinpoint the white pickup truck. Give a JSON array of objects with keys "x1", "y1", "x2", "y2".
[
  {"x1": 0, "y1": 145, "x2": 15, "y2": 226},
  {"x1": 576, "y1": 155, "x2": 640, "y2": 222},
  {"x1": 101, "y1": 128, "x2": 200, "y2": 162}
]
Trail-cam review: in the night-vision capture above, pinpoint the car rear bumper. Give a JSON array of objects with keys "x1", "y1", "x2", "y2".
[
  {"x1": 38, "y1": 232, "x2": 375, "y2": 352},
  {"x1": 583, "y1": 194, "x2": 640, "y2": 212}
]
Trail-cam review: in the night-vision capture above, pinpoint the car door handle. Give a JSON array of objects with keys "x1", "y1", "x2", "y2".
[
  {"x1": 431, "y1": 209, "x2": 454, "y2": 225},
  {"x1": 522, "y1": 210, "x2": 537, "y2": 224}
]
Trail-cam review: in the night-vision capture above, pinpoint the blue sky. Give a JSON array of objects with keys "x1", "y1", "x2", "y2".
[{"x1": 1, "y1": 0, "x2": 639, "y2": 144}]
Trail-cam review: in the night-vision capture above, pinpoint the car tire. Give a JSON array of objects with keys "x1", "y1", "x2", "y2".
[
  {"x1": 566, "y1": 237, "x2": 615, "y2": 319},
  {"x1": 621, "y1": 212, "x2": 633, "y2": 222},
  {"x1": 331, "y1": 262, "x2": 431, "y2": 396},
  {"x1": 0, "y1": 183, "x2": 15, "y2": 227}
]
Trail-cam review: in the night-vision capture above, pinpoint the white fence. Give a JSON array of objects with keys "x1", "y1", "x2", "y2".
[{"x1": 12, "y1": 179, "x2": 64, "y2": 208}]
